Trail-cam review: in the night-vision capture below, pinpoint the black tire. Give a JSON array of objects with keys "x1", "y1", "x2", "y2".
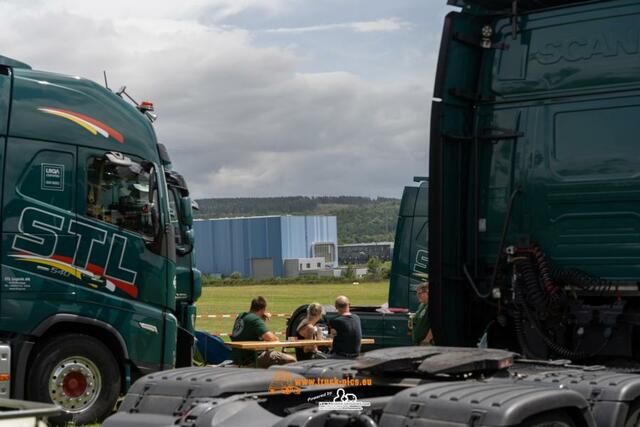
[
  {"x1": 286, "y1": 305, "x2": 310, "y2": 339},
  {"x1": 286, "y1": 305, "x2": 331, "y2": 360},
  {"x1": 519, "y1": 410, "x2": 576, "y2": 427},
  {"x1": 27, "y1": 333, "x2": 121, "y2": 426},
  {"x1": 286, "y1": 304, "x2": 333, "y2": 338}
]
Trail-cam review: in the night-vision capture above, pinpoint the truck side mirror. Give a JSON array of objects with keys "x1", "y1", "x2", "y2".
[
  {"x1": 147, "y1": 167, "x2": 161, "y2": 246},
  {"x1": 180, "y1": 197, "x2": 193, "y2": 227},
  {"x1": 148, "y1": 167, "x2": 156, "y2": 204},
  {"x1": 185, "y1": 228, "x2": 194, "y2": 246},
  {"x1": 177, "y1": 229, "x2": 195, "y2": 256}
]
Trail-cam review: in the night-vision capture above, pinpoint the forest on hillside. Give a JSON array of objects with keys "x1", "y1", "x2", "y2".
[{"x1": 194, "y1": 196, "x2": 400, "y2": 244}]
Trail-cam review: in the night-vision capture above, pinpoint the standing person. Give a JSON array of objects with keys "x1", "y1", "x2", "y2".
[
  {"x1": 412, "y1": 282, "x2": 433, "y2": 345},
  {"x1": 328, "y1": 296, "x2": 362, "y2": 359},
  {"x1": 230, "y1": 296, "x2": 295, "y2": 368},
  {"x1": 295, "y1": 302, "x2": 327, "y2": 360}
]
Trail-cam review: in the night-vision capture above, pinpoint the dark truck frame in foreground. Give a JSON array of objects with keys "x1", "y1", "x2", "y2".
[
  {"x1": 104, "y1": 346, "x2": 640, "y2": 427},
  {"x1": 106, "y1": 0, "x2": 640, "y2": 426}
]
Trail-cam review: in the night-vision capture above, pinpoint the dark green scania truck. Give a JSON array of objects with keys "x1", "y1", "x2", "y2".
[
  {"x1": 0, "y1": 55, "x2": 200, "y2": 424},
  {"x1": 429, "y1": 0, "x2": 640, "y2": 362},
  {"x1": 288, "y1": 0, "x2": 640, "y2": 364}
]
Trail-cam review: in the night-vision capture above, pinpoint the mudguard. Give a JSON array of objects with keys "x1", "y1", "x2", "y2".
[
  {"x1": 103, "y1": 366, "x2": 305, "y2": 427},
  {"x1": 274, "y1": 396, "x2": 390, "y2": 427},
  {"x1": 173, "y1": 396, "x2": 284, "y2": 427},
  {"x1": 106, "y1": 395, "x2": 283, "y2": 427},
  {"x1": 378, "y1": 381, "x2": 595, "y2": 427},
  {"x1": 490, "y1": 367, "x2": 640, "y2": 427}
]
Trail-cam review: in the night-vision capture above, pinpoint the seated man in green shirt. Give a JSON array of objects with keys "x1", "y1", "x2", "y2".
[
  {"x1": 412, "y1": 282, "x2": 433, "y2": 345},
  {"x1": 230, "y1": 296, "x2": 295, "y2": 368}
]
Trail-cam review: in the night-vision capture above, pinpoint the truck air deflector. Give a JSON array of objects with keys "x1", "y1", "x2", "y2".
[{"x1": 0, "y1": 56, "x2": 31, "y2": 70}]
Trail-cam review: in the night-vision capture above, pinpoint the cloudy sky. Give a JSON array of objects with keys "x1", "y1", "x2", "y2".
[{"x1": 0, "y1": 0, "x2": 453, "y2": 199}]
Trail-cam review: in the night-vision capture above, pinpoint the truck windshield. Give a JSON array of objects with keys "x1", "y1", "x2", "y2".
[{"x1": 86, "y1": 156, "x2": 157, "y2": 238}]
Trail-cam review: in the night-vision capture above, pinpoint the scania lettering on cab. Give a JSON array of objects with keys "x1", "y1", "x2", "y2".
[{"x1": 0, "y1": 54, "x2": 192, "y2": 424}]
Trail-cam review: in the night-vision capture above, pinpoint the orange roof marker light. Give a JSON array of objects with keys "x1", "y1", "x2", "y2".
[{"x1": 139, "y1": 101, "x2": 154, "y2": 112}]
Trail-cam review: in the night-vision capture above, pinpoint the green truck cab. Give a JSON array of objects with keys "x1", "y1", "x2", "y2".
[
  {"x1": 429, "y1": 0, "x2": 640, "y2": 362},
  {"x1": 388, "y1": 178, "x2": 429, "y2": 312},
  {"x1": 0, "y1": 55, "x2": 189, "y2": 424}
]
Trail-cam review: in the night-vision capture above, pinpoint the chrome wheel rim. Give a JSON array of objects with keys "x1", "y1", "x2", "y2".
[{"x1": 48, "y1": 356, "x2": 101, "y2": 413}]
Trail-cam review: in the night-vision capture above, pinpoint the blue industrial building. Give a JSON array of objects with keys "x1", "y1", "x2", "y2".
[{"x1": 194, "y1": 216, "x2": 338, "y2": 279}]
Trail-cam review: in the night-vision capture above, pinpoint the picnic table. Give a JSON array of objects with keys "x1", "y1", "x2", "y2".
[{"x1": 226, "y1": 338, "x2": 375, "y2": 351}]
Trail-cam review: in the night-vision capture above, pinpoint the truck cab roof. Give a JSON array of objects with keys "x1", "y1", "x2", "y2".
[
  {"x1": 2, "y1": 63, "x2": 159, "y2": 160},
  {"x1": 448, "y1": 0, "x2": 595, "y2": 12}
]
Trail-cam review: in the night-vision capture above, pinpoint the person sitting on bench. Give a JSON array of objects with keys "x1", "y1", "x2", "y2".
[
  {"x1": 295, "y1": 302, "x2": 327, "y2": 360},
  {"x1": 230, "y1": 296, "x2": 295, "y2": 368},
  {"x1": 328, "y1": 295, "x2": 362, "y2": 359}
]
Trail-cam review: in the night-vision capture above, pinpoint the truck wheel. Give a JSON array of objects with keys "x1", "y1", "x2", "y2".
[
  {"x1": 519, "y1": 411, "x2": 576, "y2": 427},
  {"x1": 286, "y1": 305, "x2": 310, "y2": 338},
  {"x1": 27, "y1": 333, "x2": 121, "y2": 425}
]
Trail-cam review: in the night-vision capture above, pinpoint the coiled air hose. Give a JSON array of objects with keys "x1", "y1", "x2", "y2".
[
  {"x1": 532, "y1": 244, "x2": 560, "y2": 300},
  {"x1": 551, "y1": 267, "x2": 617, "y2": 294},
  {"x1": 513, "y1": 256, "x2": 611, "y2": 360}
]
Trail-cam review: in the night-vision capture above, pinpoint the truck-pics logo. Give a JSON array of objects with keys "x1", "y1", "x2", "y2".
[
  {"x1": 318, "y1": 388, "x2": 371, "y2": 411},
  {"x1": 10, "y1": 207, "x2": 138, "y2": 297},
  {"x1": 38, "y1": 107, "x2": 125, "y2": 144}
]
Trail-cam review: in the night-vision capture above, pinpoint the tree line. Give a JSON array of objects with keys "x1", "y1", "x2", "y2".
[{"x1": 194, "y1": 196, "x2": 400, "y2": 244}]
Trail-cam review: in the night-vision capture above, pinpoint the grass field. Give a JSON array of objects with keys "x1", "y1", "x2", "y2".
[{"x1": 195, "y1": 281, "x2": 389, "y2": 339}]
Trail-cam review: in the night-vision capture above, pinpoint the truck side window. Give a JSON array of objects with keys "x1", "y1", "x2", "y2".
[{"x1": 86, "y1": 157, "x2": 156, "y2": 237}]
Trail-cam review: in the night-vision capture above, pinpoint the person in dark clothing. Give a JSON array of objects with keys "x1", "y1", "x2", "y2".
[
  {"x1": 412, "y1": 282, "x2": 433, "y2": 345},
  {"x1": 230, "y1": 296, "x2": 295, "y2": 367},
  {"x1": 328, "y1": 295, "x2": 362, "y2": 359}
]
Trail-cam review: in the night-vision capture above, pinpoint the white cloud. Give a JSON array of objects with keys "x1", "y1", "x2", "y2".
[
  {"x1": 0, "y1": 2, "x2": 431, "y2": 198},
  {"x1": 352, "y1": 18, "x2": 413, "y2": 32},
  {"x1": 265, "y1": 17, "x2": 412, "y2": 34},
  {"x1": 0, "y1": 0, "x2": 294, "y2": 21}
]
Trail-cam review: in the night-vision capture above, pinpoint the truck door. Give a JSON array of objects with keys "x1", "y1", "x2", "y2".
[
  {"x1": 0, "y1": 138, "x2": 77, "y2": 330},
  {"x1": 0, "y1": 67, "x2": 9, "y2": 269},
  {"x1": 77, "y1": 147, "x2": 168, "y2": 365},
  {"x1": 0, "y1": 66, "x2": 8, "y2": 194}
]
